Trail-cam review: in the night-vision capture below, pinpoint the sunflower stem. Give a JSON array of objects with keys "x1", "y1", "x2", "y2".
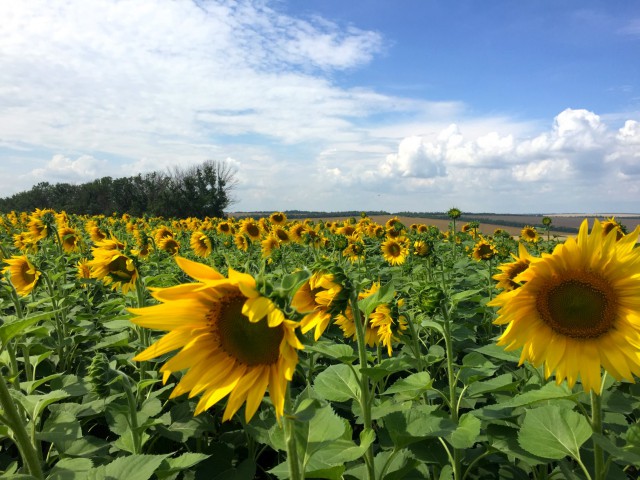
[
  {"x1": 441, "y1": 302, "x2": 462, "y2": 480},
  {"x1": 349, "y1": 291, "x2": 376, "y2": 480},
  {"x1": 590, "y1": 389, "x2": 605, "y2": 480},
  {"x1": 0, "y1": 372, "x2": 44, "y2": 479},
  {"x1": 283, "y1": 387, "x2": 303, "y2": 480}
]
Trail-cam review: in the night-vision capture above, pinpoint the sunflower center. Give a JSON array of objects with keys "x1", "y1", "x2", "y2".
[
  {"x1": 215, "y1": 294, "x2": 283, "y2": 366},
  {"x1": 536, "y1": 275, "x2": 617, "y2": 339},
  {"x1": 387, "y1": 243, "x2": 401, "y2": 256},
  {"x1": 19, "y1": 262, "x2": 36, "y2": 284}
]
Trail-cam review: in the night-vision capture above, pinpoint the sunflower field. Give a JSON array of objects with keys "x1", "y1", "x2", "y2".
[{"x1": 1, "y1": 208, "x2": 640, "y2": 480}]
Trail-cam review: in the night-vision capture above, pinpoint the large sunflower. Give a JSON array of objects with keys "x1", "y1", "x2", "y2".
[
  {"x1": 489, "y1": 219, "x2": 640, "y2": 393},
  {"x1": 129, "y1": 257, "x2": 303, "y2": 422},
  {"x1": 3, "y1": 255, "x2": 40, "y2": 296}
]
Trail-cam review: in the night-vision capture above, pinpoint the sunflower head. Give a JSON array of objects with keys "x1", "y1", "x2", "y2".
[
  {"x1": 59, "y1": 227, "x2": 81, "y2": 252},
  {"x1": 471, "y1": 237, "x2": 498, "y2": 261},
  {"x1": 159, "y1": 237, "x2": 180, "y2": 256},
  {"x1": 190, "y1": 231, "x2": 213, "y2": 258},
  {"x1": 520, "y1": 225, "x2": 540, "y2": 243},
  {"x1": 88, "y1": 247, "x2": 138, "y2": 294},
  {"x1": 129, "y1": 257, "x2": 303, "y2": 423},
  {"x1": 493, "y1": 243, "x2": 533, "y2": 291},
  {"x1": 489, "y1": 219, "x2": 640, "y2": 393},
  {"x1": 381, "y1": 237, "x2": 409, "y2": 265},
  {"x1": 3, "y1": 255, "x2": 40, "y2": 296},
  {"x1": 269, "y1": 212, "x2": 287, "y2": 226},
  {"x1": 447, "y1": 208, "x2": 462, "y2": 220}
]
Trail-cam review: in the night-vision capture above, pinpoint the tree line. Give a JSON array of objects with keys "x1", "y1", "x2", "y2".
[{"x1": 0, "y1": 160, "x2": 237, "y2": 218}]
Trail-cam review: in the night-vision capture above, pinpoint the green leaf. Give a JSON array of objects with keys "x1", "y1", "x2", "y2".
[
  {"x1": 485, "y1": 382, "x2": 578, "y2": 410},
  {"x1": 311, "y1": 429, "x2": 376, "y2": 465},
  {"x1": 450, "y1": 288, "x2": 482, "y2": 304},
  {"x1": 358, "y1": 281, "x2": 395, "y2": 317},
  {"x1": 88, "y1": 331, "x2": 131, "y2": 351},
  {"x1": 14, "y1": 390, "x2": 70, "y2": 421},
  {"x1": 384, "y1": 405, "x2": 456, "y2": 448},
  {"x1": 466, "y1": 373, "x2": 518, "y2": 398},
  {"x1": 156, "y1": 453, "x2": 210, "y2": 478},
  {"x1": 0, "y1": 309, "x2": 61, "y2": 347},
  {"x1": 518, "y1": 405, "x2": 592, "y2": 460},
  {"x1": 383, "y1": 372, "x2": 432, "y2": 397},
  {"x1": 487, "y1": 424, "x2": 547, "y2": 466},
  {"x1": 47, "y1": 458, "x2": 94, "y2": 480},
  {"x1": 447, "y1": 413, "x2": 481, "y2": 449},
  {"x1": 87, "y1": 454, "x2": 168, "y2": 480},
  {"x1": 313, "y1": 364, "x2": 360, "y2": 402},
  {"x1": 37, "y1": 410, "x2": 81, "y2": 445},
  {"x1": 306, "y1": 342, "x2": 356, "y2": 363},
  {"x1": 474, "y1": 343, "x2": 521, "y2": 363}
]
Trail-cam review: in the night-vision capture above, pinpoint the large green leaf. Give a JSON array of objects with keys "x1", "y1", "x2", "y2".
[
  {"x1": 314, "y1": 364, "x2": 360, "y2": 402},
  {"x1": 382, "y1": 372, "x2": 432, "y2": 397},
  {"x1": 384, "y1": 405, "x2": 456, "y2": 448},
  {"x1": 485, "y1": 382, "x2": 578, "y2": 410},
  {"x1": 358, "y1": 281, "x2": 395, "y2": 317},
  {"x1": 86, "y1": 454, "x2": 168, "y2": 480},
  {"x1": 447, "y1": 413, "x2": 481, "y2": 449},
  {"x1": 518, "y1": 405, "x2": 592, "y2": 460},
  {"x1": 0, "y1": 309, "x2": 61, "y2": 348}
]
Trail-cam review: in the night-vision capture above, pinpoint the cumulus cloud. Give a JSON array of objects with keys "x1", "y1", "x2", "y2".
[{"x1": 28, "y1": 154, "x2": 109, "y2": 183}]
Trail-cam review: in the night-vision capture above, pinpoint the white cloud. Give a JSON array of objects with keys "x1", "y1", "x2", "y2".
[{"x1": 28, "y1": 154, "x2": 109, "y2": 183}]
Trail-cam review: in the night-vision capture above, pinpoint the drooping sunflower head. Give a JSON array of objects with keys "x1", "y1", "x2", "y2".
[
  {"x1": 291, "y1": 271, "x2": 344, "y2": 340},
  {"x1": 413, "y1": 240, "x2": 432, "y2": 257},
  {"x1": 129, "y1": 257, "x2": 303, "y2": 423},
  {"x1": 381, "y1": 237, "x2": 409, "y2": 266},
  {"x1": 261, "y1": 235, "x2": 280, "y2": 258},
  {"x1": 159, "y1": 237, "x2": 180, "y2": 256},
  {"x1": 520, "y1": 225, "x2": 540, "y2": 243},
  {"x1": 234, "y1": 233, "x2": 249, "y2": 252},
  {"x1": 154, "y1": 226, "x2": 174, "y2": 245},
  {"x1": 59, "y1": 227, "x2": 81, "y2": 252},
  {"x1": 88, "y1": 248, "x2": 138, "y2": 294},
  {"x1": 28, "y1": 217, "x2": 49, "y2": 243},
  {"x1": 2, "y1": 255, "x2": 41, "y2": 296},
  {"x1": 342, "y1": 235, "x2": 365, "y2": 263},
  {"x1": 190, "y1": 231, "x2": 212, "y2": 258},
  {"x1": 489, "y1": 219, "x2": 640, "y2": 393}
]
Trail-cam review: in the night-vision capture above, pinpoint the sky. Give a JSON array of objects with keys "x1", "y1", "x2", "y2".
[{"x1": 1, "y1": 0, "x2": 639, "y2": 214}]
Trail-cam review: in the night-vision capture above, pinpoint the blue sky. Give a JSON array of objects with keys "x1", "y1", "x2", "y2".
[{"x1": 1, "y1": 0, "x2": 639, "y2": 213}]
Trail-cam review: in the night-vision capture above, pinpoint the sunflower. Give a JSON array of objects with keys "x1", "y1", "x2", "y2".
[
  {"x1": 288, "y1": 222, "x2": 307, "y2": 243},
  {"x1": 28, "y1": 217, "x2": 48, "y2": 242},
  {"x1": 381, "y1": 237, "x2": 409, "y2": 266},
  {"x1": 88, "y1": 245, "x2": 138, "y2": 294},
  {"x1": 240, "y1": 219, "x2": 262, "y2": 241},
  {"x1": 13, "y1": 232, "x2": 35, "y2": 252},
  {"x1": 154, "y1": 226, "x2": 174, "y2": 245},
  {"x1": 291, "y1": 272, "x2": 343, "y2": 340},
  {"x1": 601, "y1": 217, "x2": 624, "y2": 240},
  {"x1": 471, "y1": 237, "x2": 498, "y2": 261},
  {"x1": 77, "y1": 258, "x2": 92, "y2": 284},
  {"x1": 3, "y1": 255, "x2": 40, "y2": 296},
  {"x1": 190, "y1": 231, "x2": 212, "y2": 258},
  {"x1": 59, "y1": 227, "x2": 81, "y2": 252},
  {"x1": 272, "y1": 227, "x2": 290, "y2": 243},
  {"x1": 343, "y1": 235, "x2": 365, "y2": 263},
  {"x1": 489, "y1": 219, "x2": 640, "y2": 393},
  {"x1": 269, "y1": 212, "x2": 287, "y2": 226},
  {"x1": 493, "y1": 243, "x2": 534, "y2": 291},
  {"x1": 261, "y1": 235, "x2": 280, "y2": 258},
  {"x1": 413, "y1": 240, "x2": 431, "y2": 257},
  {"x1": 234, "y1": 234, "x2": 249, "y2": 252},
  {"x1": 334, "y1": 282, "x2": 406, "y2": 355},
  {"x1": 217, "y1": 221, "x2": 234, "y2": 236},
  {"x1": 159, "y1": 237, "x2": 180, "y2": 256},
  {"x1": 129, "y1": 257, "x2": 303, "y2": 422},
  {"x1": 520, "y1": 225, "x2": 539, "y2": 243}
]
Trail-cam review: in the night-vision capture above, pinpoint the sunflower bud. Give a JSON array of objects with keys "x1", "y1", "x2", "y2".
[{"x1": 88, "y1": 353, "x2": 115, "y2": 398}]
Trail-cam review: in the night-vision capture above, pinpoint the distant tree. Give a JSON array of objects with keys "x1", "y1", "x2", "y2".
[{"x1": 0, "y1": 159, "x2": 238, "y2": 218}]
